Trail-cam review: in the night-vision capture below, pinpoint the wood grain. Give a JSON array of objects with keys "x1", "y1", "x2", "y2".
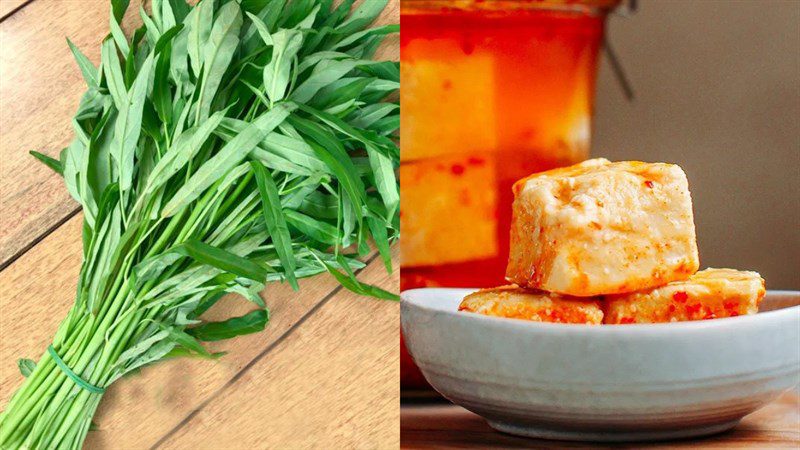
[
  {"x1": 154, "y1": 248, "x2": 400, "y2": 449},
  {"x1": 0, "y1": 0, "x2": 145, "y2": 266},
  {"x1": 0, "y1": 0, "x2": 30, "y2": 21},
  {"x1": 401, "y1": 391, "x2": 800, "y2": 449}
]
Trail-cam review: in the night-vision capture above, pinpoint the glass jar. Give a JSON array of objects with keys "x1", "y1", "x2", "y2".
[{"x1": 400, "y1": 0, "x2": 620, "y2": 389}]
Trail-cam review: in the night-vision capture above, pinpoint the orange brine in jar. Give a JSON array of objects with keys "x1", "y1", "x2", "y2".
[{"x1": 400, "y1": 0, "x2": 617, "y2": 290}]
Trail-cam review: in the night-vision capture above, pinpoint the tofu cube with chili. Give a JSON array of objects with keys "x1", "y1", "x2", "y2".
[
  {"x1": 603, "y1": 268, "x2": 765, "y2": 324},
  {"x1": 505, "y1": 158, "x2": 699, "y2": 297},
  {"x1": 401, "y1": 155, "x2": 498, "y2": 268},
  {"x1": 459, "y1": 285, "x2": 604, "y2": 325}
]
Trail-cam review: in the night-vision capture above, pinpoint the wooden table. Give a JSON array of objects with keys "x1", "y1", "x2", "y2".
[
  {"x1": 0, "y1": 1, "x2": 399, "y2": 448},
  {"x1": 401, "y1": 391, "x2": 800, "y2": 449}
]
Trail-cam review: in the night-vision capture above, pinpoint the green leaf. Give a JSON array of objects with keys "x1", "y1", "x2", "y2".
[
  {"x1": 226, "y1": 280, "x2": 266, "y2": 308},
  {"x1": 298, "y1": 191, "x2": 338, "y2": 219},
  {"x1": 291, "y1": 59, "x2": 369, "y2": 104},
  {"x1": 187, "y1": 309, "x2": 268, "y2": 341},
  {"x1": 176, "y1": 239, "x2": 267, "y2": 282},
  {"x1": 187, "y1": 0, "x2": 215, "y2": 77},
  {"x1": 170, "y1": 19, "x2": 190, "y2": 86},
  {"x1": 111, "y1": 52, "x2": 155, "y2": 193},
  {"x1": 262, "y1": 29, "x2": 304, "y2": 104},
  {"x1": 140, "y1": 7, "x2": 162, "y2": 47},
  {"x1": 241, "y1": 0, "x2": 271, "y2": 14},
  {"x1": 162, "y1": 103, "x2": 292, "y2": 217},
  {"x1": 30, "y1": 151, "x2": 63, "y2": 176},
  {"x1": 163, "y1": 347, "x2": 226, "y2": 360},
  {"x1": 296, "y1": 50, "x2": 350, "y2": 74},
  {"x1": 245, "y1": 11, "x2": 273, "y2": 45},
  {"x1": 341, "y1": 192, "x2": 356, "y2": 247},
  {"x1": 93, "y1": 182, "x2": 120, "y2": 230},
  {"x1": 326, "y1": 0, "x2": 356, "y2": 28},
  {"x1": 322, "y1": 261, "x2": 398, "y2": 301},
  {"x1": 297, "y1": 103, "x2": 396, "y2": 157},
  {"x1": 111, "y1": 0, "x2": 130, "y2": 22},
  {"x1": 281, "y1": 175, "x2": 324, "y2": 210},
  {"x1": 251, "y1": 160, "x2": 298, "y2": 290},
  {"x1": 17, "y1": 359, "x2": 36, "y2": 377},
  {"x1": 100, "y1": 38, "x2": 128, "y2": 110},
  {"x1": 196, "y1": 1, "x2": 242, "y2": 122},
  {"x1": 337, "y1": 0, "x2": 388, "y2": 35},
  {"x1": 347, "y1": 103, "x2": 397, "y2": 129},
  {"x1": 153, "y1": 49, "x2": 173, "y2": 124},
  {"x1": 367, "y1": 214, "x2": 393, "y2": 273},
  {"x1": 76, "y1": 122, "x2": 100, "y2": 225},
  {"x1": 358, "y1": 60, "x2": 399, "y2": 82},
  {"x1": 311, "y1": 76, "x2": 373, "y2": 110},
  {"x1": 220, "y1": 118, "x2": 329, "y2": 173},
  {"x1": 154, "y1": 24, "x2": 185, "y2": 55},
  {"x1": 264, "y1": 133, "x2": 329, "y2": 173},
  {"x1": 333, "y1": 24, "x2": 398, "y2": 51},
  {"x1": 66, "y1": 39, "x2": 99, "y2": 88},
  {"x1": 74, "y1": 88, "x2": 106, "y2": 121},
  {"x1": 123, "y1": 33, "x2": 138, "y2": 88},
  {"x1": 160, "y1": 0, "x2": 178, "y2": 30},
  {"x1": 260, "y1": 0, "x2": 286, "y2": 30},
  {"x1": 287, "y1": 114, "x2": 366, "y2": 220},
  {"x1": 61, "y1": 139, "x2": 82, "y2": 203},
  {"x1": 116, "y1": 330, "x2": 170, "y2": 366},
  {"x1": 146, "y1": 110, "x2": 226, "y2": 193},
  {"x1": 366, "y1": 146, "x2": 398, "y2": 216},
  {"x1": 295, "y1": 4, "x2": 320, "y2": 29},
  {"x1": 280, "y1": 0, "x2": 314, "y2": 28},
  {"x1": 109, "y1": 12, "x2": 130, "y2": 56},
  {"x1": 285, "y1": 210, "x2": 338, "y2": 245},
  {"x1": 169, "y1": 0, "x2": 191, "y2": 24},
  {"x1": 159, "y1": 324, "x2": 215, "y2": 358},
  {"x1": 369, "y1": 113, "x2": 399, "y2": 137},
  {"x1": 192, "y1": 291, "x2": 227, "y2": 318}
]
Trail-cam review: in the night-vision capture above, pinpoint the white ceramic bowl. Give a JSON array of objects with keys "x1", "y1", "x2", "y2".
[{"x1": 401, "y1": 289, "x2": 800, "y2": 442}]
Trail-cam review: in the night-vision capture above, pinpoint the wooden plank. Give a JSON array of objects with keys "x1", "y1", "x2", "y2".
[
  {"x1": 0, "y1": 0, "x2": 144, "y2": 266},
  {"x1": 0, "y1": 217, "x2": 83, "y2": 402},
  {"x1": 0, "y1": 0, "x2": 30, "y2": 21},
  {"x1": 155, "y1": 249, "x2": 400, "y2": 449},
  {"x1": 400, "y1": 391, "x2": 800, "y2": 449},
  {"x1": 0, "y1": 211, "x2": 396, "y2": 448}
]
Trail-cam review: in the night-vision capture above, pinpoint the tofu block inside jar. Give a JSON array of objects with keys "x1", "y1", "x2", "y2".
[
  {"x1": 604, "y1": 268, "x2": 766, "y2": 324},
  {"x1": 506, "y1": 158, "x2": 699, "y2": 296}
]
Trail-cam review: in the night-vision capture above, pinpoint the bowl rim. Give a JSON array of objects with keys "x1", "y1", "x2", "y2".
[{"x1": 401, "y1": 288, "x2": 800, "y2": 335}]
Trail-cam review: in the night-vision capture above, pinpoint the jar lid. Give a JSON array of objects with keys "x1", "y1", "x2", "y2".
[{"x1": 401, "y1": 0, "x2": 627, "y2": 16}]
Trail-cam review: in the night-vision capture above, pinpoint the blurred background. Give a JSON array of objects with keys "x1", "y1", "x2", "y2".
[{"x1": 593, "y1": 0, "x2": 799, "y2": 288}]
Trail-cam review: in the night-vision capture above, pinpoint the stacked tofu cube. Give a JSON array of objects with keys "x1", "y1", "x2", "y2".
[
  {"x1": 460, "y1": 158, "x2": 765, "y2": 324},
  {"x1": 459, "y1": 285, "x2": 604, "y2": 325}
]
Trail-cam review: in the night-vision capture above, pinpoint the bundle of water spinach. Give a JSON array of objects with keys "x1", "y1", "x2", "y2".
[{"x1": 0, "y1": 0, "x2": 399, "y2": 447}]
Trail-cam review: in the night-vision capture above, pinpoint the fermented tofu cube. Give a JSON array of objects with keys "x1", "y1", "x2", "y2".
[
  {"x1": 401, "y1": 155, "x2": 498, "y2": 267},
  {"x1": 604, "y1": 268, "x2": 766, "y2": 324},
  {"x1": 506, "y1": 158, "x2": 699, "y2": 296},
  {"x1": 459, "y1": 285, "x2": 604, "y2": 325},
  {"x1": 401, "y1": 40, "x2": 497, "y2": 162}
]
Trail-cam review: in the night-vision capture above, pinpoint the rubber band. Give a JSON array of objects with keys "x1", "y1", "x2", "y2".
[{"x1": 47, "y1": 345, "x2": 105, "y2": 394}]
